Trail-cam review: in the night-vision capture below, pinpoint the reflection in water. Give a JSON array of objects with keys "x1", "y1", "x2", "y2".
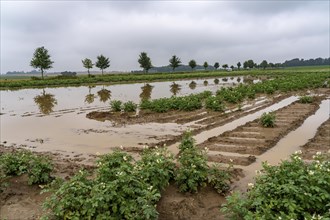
[
  {"x1": 189, "y1": 81, "x2": 197, "y2": 90},
  {"x1": 85, "y1": 86, "x2": 96, "y2": 104},
  {"x1": 214, "y1": 78, "x2": 219, "y2": 85},
  {"x1": 34, "y1": 89, "x2": 57, "y2": 115},
  {"x1": 170, "y1": 82, "x2": 181, "y2": 96},
  {"x1": 97, "y1": 87, "x2": 111, "y2": 103},
  {"x1": 140, "y1": 83, "x2": 154, "y2": 101},
  {"x1": 203, "y1": 80, "x2": 208, "y2": 86},
  {"x1": 237, "y1": 77, "x2": 241, "y2": 82}
]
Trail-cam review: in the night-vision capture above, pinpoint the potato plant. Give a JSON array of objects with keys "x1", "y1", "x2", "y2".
[
  {"x1": 260, "y1": 112, "x2": 276, "y2": 128},
  {"x1": 0, "y1": 150, "x2": 53, "y2": 185},
  {"x1": 221, "y1": 152, "x2": 330, "y2": 219}
]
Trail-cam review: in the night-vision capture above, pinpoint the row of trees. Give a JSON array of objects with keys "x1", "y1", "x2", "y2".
[{"x1": 30, "y1": 46, "x2": 327, "y2": 79}]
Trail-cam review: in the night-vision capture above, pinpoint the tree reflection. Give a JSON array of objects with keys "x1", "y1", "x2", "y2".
[
  {"x1": 85, "y1": 85, "x2": 96, "y2": 104},
  {"x1": 97, "y1": 87, "x2": 111, "y2": 103},
  {"x1": 140, "y1": 83, "x2": 154, "y2": 101},
  {"x1": 34, "y1": 89, "x2": 57, "y2": 115},
  {"x1": 170, "y1": 82, "x2": 181, "y2": 96},
  {"x1": 189, "y1": 81, "x2": 197, "y2": 90}
]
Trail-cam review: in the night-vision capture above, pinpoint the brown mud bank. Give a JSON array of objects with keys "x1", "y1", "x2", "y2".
[{"x1": 301, "y1": 118, "x2": 330, "y2": 160}]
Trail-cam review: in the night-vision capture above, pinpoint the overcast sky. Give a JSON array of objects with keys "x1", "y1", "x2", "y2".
[{"x1": 1, "y1": 1, "x2": 329, "y2": 73}]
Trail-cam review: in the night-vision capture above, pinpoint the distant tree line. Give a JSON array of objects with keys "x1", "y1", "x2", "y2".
[
  {"x1": 8, "y1": 46, "x2": 329, "y2": 78},
  {"x1": 282, "y1": 58, "x2": 330, "y2": 67}
]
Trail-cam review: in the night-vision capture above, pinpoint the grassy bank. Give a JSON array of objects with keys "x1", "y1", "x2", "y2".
[{"x1": 1, "y1": 66, "x2": 329, "y2": 90}]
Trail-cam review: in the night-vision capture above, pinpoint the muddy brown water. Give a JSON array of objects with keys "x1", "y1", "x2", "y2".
[
  {"x1": 0, "y1": 76, "x2": 255, "y2": 154},
  {"x1": 167, "y1": 96, "x2": 299, "y2": 154},
  {"x1": 233, "y1": 99, "x2": 330, "y2": 192}
]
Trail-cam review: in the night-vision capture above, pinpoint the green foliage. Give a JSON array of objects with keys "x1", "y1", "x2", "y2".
[
  {"x1": 169, "y1": 55, "x2": 182, "y2": 71},
  {"x1": 0, "y1": 150, "x2": 53, "y2": 185},
  {"x1": 27, "y1": 155, "x2": 53, "y2": 185},
  {"x1": 110, "y1": 100, "x2": 122, "y2": 112},
  {"x1": 175, "y1": 131, "x2": 208, "y2": 193},
  {"x1": 221, "y1": 152, "x2": 330, "y2": 219},
  {"x1": 260, "y1": 112, "x2": 276, "y2": 127},
  {"x1": 139, "y1": 94, "x2": 205, "y2": 113},
  {"x1": 0, "y1": 150, "x2": 32, "y2": 176},
  {"x1": 205, "y1": 96, "x2": 226, "y2": 112},
  {"x1": 123, "y1": 101, "x2": 137, "y2": 112},
  {"x1": 299, "y1": 95, "x2": 314, "y2": 104},
  {"x1": 136, "y1": 147, "x2": 175, "y2": 191},
  {"x1": 207, "y1": 164, "x2": 231, "y2": 195},
  {"x1": 43, "y1": 149, "x2": 175, "y2": 220},
  {"x1": 203, "y1": 62, "x2": 209, "y2": 70},
  {"x1": 188, "y1": 59, "x2": 197, "y2": 70},
  {"x1": 82, "y1": 58, "x2": 93, "y2": 76},
  {"x1": 95, "y1": 54, "x2": 110, "y2": 75},
  {"x1": 138, "y1": 52, "x2": 152, "y2": 73},
  {"x1": 30, "y1": 46, "x2": 54, "y2": 79},
  {"x1": 214, "y1": 62, "x2": 220, "y2": 70},
  {"x1": 2, "y1": 67, "x2": 329, "y2": 90},
  {"x1": 260, "y1": 60, "x2": 268, "y2": 69},
  {"x1": 214, "y1": 78, "x2": 219, "y2": 84}
]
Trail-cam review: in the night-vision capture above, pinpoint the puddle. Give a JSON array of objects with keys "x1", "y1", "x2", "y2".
[
  {"x1": 233, "y1": 99, "x2": 330, "y2": 192},
  {"x1": 168, "y1": 96, "x2": 298, "y2": 154},
  {"x1": 0, "y1": 76, "x2": 258, "y2": 154}
]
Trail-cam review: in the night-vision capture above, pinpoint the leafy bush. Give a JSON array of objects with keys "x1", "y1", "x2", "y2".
[
  {"x1": 27, "y1": 155, "x2": 53, "y2": 185},
  {"x1": 260, "y1": 112, "x2": 276, "y2": 127},
  {"x1": 0, "y1": 150, "x2": 32, "y2": 176},
  {"x1": 123, "y1": 101, "x2": 137, "y2": 112},
  {"x1": 43, "y1": 150, "x2": 174, "y2": 220},
  {"x1": 0, "y1": 150, "x2": 53, "y2": 185},
  {"x1": 205, "y1": 96, "x2": 226, "y2": 112},
  {"x1": 221, "y1": 152, "x2": 330, "y2": 219},
  {"x1": 299, "y1": 95, "x2": 314, "y2": 104},
  {"x1": 175, "y1": 131, "x2": 208, "y2": 193},
  {"x1": 207, "y1": 164, "x2": 231, "y2": 195},
  {"x1": 110, "y1": 100, "x2": 122, "y2": 112},
  {"x1": 136, "y1": 147, "x2": 175, "y2": 191}
]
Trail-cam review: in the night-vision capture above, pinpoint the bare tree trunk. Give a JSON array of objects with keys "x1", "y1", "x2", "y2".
[{"x1": 41, "y1": 69, "x2": 44, "y2": 79}]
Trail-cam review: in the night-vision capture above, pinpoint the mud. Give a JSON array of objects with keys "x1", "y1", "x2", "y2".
[
  {"x1": 301, "y1": 118, "x2": 330, "y2": 159},
  {"x1": 198, "y1": 97, "x2": 323, "y2": 167}
]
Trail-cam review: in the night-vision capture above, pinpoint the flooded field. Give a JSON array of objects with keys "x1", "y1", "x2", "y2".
[
  {"x1": 1, "y1": 75, "x2": 329, "y2": 220},
  {"x1": 1, "y1": 76, "x2": 254, "y2": 155}
]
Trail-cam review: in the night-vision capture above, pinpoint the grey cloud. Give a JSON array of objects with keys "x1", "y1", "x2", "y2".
[{"x1": 0, "y1": 1, "x2": 329, "y2": 73}]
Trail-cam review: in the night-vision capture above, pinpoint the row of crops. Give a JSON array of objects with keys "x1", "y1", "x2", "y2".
[
  {"x1": 1, "y1": 67, "x2": 328, "y2": 89},
  {"x1": 1, "y1": 132, "x2": 231, "y2": 219},
  {"x1": 109, "y1": 72, "x2": 329, "y2": 113}
]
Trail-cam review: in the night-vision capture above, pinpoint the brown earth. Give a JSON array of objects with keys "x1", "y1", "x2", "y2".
[
  {"x1": 199, "y1": 98, "x2": 323, "y2": 167},
  {"x1": 301, "y1": 118, "x2": 330, "y2": 160},
  {"x1": 1, "y1": 89, "x2": 329, "y2": 220}
]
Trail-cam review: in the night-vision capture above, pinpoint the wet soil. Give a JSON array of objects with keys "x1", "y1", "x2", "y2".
[
  {"x1": 198, "y1": 98, "x2": 323, "y2": 167},
  {"x1": 301, "y1": 118, "x2": 330, "y2": 159},
  {"x1": 1, "y1": 89, "x2": 329, "y2": 219}
]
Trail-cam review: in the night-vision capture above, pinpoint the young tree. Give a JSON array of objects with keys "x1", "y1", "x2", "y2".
[
  {"x1": 214, "y1": 62, "x2": 220, "y2": 70},
  {"x1": 203, "y1": 61, "x2": 208, "y2": 70},
  {"x1": 30, "y1": 46, "x2": 54, "y2": 79},
  {"x1": 237, "y1": 62, "x2": 241, "y2": 70},
  {"x1": 222, "y1": 64, "x2": 228, "y2": 69},
  {"x1": 188, "y1": 60, "x2": 197, "y2": 70},
  {"x1": 95, "y1": 54, "x2": 110, "y2": 75},
  {"x1": 230, "y1": 65, "x2": 235, "y2": 71},
  {"x1": 138, "y1": 52, "x2": 152, "y2": 73},
  {"x1": 82, "y1": 58, "x2": 93, "y2": 77},
  {"x1": 260, "y1": 60, "x2": 268, "y2": 70},
  {"x1": 169, "y1": 55, "x2": 182, "y2": 72}
]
